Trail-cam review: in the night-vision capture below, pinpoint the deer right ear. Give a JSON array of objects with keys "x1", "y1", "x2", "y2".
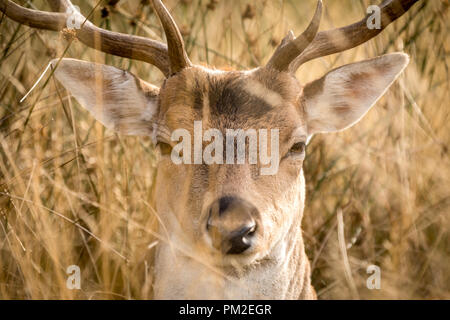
[
  {"x1": 51, "y1": 58, "x2": 160, "y2": 141},
  {"x1": 302, "y1": 53, "x2": 409, "y2": 135}
]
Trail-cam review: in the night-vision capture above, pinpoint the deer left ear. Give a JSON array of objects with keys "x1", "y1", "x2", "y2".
[
  {"x1": 51, "y1": 58, "x2": 160, "y2": 141},
  {"x1": 303, "y1": 53, "x2": 409, "y2": 135}
]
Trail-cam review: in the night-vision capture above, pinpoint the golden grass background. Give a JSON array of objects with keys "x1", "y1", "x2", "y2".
[{"x1": 0, "y1": 0, "x2": 448, "y2": 299}]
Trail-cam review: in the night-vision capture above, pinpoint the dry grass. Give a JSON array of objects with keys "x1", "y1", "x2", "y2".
[{"x1": 0, "y1": 0, "x2": 448, "y2": 299}]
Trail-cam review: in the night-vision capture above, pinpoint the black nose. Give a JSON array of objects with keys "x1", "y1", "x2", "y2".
[
  {"x1": 206, "y1": 196, "x2": 259, "y2": 254},
  {"x1": 226, "y1": 224, "x2": 256, "y2": 254}
]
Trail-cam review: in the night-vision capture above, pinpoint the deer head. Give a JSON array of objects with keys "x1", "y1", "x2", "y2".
[{"x1": 0, "y1": 0, "x2": 419, "y2": 299}]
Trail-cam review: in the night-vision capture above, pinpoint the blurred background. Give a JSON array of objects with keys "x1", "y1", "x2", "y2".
[{"x1": 0, "y1": 0, "x2": 448, "y2": 299}]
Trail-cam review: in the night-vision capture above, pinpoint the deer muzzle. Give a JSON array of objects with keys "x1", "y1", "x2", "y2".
[{"x1": 206, "y1": 196, "x2": 260, "y2": 255}]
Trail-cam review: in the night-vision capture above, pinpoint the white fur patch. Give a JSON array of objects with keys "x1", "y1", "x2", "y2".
[{"x1": 242, "y1": 78, "x2": 284, "y2": 108}]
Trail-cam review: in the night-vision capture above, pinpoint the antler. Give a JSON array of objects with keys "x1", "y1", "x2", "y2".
[
  {"x1": 0, "y1": 0, "x2": 171, "y2": 76},
  {"x1": 151, "y1": 0, "x2": 191, "y2": 74},
  {"x1": 266, "y1": 0, "x2": 322, "y2": 72},
  {"x1": 1, "y1": 0, "x2": 420, "y2": 76},
  {"x1": 267, "y1": 0, "x2": 420, "y2": 73}
]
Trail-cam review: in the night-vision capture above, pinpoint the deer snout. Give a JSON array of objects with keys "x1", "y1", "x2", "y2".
[{"x1": 206, "y1": 196, "x2": 259, "y2": 255}]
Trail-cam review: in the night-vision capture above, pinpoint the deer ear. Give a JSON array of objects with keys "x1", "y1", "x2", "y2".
[
  {"x1": 51, "y1": 58, "x2": 160, "y2": 140},
  {"x1": 303, "y1": 53, "x2": 409, "y2": 135}
]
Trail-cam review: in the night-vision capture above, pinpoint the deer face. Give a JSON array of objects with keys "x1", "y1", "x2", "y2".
[{"x1": 154, "y1": 66, "x2": 307, "y2": 263}]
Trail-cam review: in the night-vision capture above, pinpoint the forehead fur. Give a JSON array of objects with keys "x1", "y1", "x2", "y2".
[{"x1": 158, "y1": 66, "x2": 305, "y2": 135}]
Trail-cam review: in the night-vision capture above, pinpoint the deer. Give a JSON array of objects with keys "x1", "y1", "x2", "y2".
[{"x1": 0, "y1": 0, "x2": 420, "y2": 299}]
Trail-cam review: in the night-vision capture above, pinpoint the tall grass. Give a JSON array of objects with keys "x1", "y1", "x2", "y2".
[{"x1": 0, "y1": 0, "x2": 448, "y2": 299}]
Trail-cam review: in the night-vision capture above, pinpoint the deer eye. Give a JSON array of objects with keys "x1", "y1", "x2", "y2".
[
  {"x1": 157, "y1": 142, "x2": 173, "y2": 156},
  {"x1": 289, "y1": 142, "x2": 306, "y2": 156}
]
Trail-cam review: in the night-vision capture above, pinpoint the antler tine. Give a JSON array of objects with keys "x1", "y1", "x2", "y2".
[
  {"x1": 151, "y1": 0, "x2": 191, "y2": 75},
  {"x1": 266, "y1": 0, "x2": 322, "y2": 72},
  {"x1": 0, "y1": 0, "x2": 170, "y2": 76},
  {"x1": 289, "y1": 0, "x2": 421, "y2": 72},
  {"x1": 0, "y1": 0, "x2": 66, "y2": 31}
]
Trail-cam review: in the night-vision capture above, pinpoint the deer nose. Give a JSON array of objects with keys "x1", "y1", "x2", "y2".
[{"x1": 206, "y1": 196, "x2": 259, "y2": 254}]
